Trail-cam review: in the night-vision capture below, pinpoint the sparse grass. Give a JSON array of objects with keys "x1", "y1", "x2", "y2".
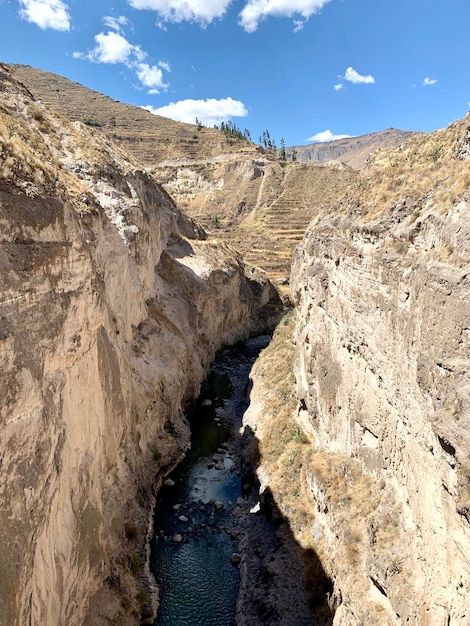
[
  {"x1": 247, "y1": 312, "x2": 315, "y2": 533},
  {"x1": 0, "y1": 109, "x2": 58, "y2": 194},
  {"x1": 248, "y1": 310, "x2": 410, "y2": 618},
  {"x1": 351, "y1": 117, "x2": 470, "y2": 221},
  {"x1": 10, "y1": 63, "x2": 245, "y2": 165},
  {"x1": 136, "y1": 588, "x2": 148, "y2": 605},
  {"x1": 0, "y1": 89, "x2": 118, "y2": 217},
  {"x1": 128, "y1": 553, "x2": 140, "y2": 576}
]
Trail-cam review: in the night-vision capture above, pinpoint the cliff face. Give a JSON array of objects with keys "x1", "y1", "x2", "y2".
[
  {"x1": 0, "y1": 64, "x2": 281, "y2": 625},
  {"x1": 7, "y1": 65, "x2": 357, "y2": 285},
  {"x1": 291, "y1": 117, "x2": 470, "y2": 624}
]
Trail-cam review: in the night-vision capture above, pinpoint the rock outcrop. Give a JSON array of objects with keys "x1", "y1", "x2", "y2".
[
  {"x1": 291, "y1": 117, "x2": 470, "y2": 624},
  {"x1": 0, "y1": 64, "x2": 282, "y2": 625}
]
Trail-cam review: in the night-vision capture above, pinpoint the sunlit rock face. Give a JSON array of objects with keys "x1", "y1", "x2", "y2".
[
  {"x1": 291, "y1": 165, "x2": 470, "y2": 623},
  {"x1": 0, "y1": 64, "x2": 282, "y2": 626}
]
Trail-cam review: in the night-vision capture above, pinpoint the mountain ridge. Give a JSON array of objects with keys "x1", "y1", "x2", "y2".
[
  {"x1": 289, "y1": 127, "x2": 417, "y2": 169},
  {"x1": 1, "y1": 60, "x2": 470, "y2": 625}
]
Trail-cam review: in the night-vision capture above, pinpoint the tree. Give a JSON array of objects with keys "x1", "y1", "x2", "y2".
[
  {"x1": 216, "y1": 120, "x2": 249, "y2": 142},
  {"x1": 279, "y1": 137, "x2": 286, "y2": 160},
  {"x1": 259, "y1": 129, "x2": 277, "y2": 152},
  {"x1": 291, "y1": 149, "x2": 298, "y2": 162},
  {"x1": 260, "y1": 129, "x2": 271, "y2": 150}
]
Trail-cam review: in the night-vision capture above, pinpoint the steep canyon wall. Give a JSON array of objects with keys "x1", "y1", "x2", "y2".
[
  {"x1": 0, "y1": 65, "x2": 282, "y2": 625},
  {"x1": 291, "y1": 121, "x2": 470, "y2": 624}
]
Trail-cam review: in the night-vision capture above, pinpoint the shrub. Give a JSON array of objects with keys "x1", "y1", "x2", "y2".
[
  {"x1": 83, "y1": 118, "x2": 103, "y2": 128},
  {"x1": 136, "y1": 589, "x2": 148, "y2": 605},
  {"x1": 136, "y1": 489, "x2": 146, "y2": 506},
  {"x1": 129, "y1": 553, "x2": 139, "y2": 576}
]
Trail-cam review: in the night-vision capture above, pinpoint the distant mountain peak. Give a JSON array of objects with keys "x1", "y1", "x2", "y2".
[{"x1": 289, "y1": 128, "x2": 418, "y2": 169}]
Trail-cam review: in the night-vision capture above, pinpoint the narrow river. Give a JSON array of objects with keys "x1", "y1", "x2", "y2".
[{"x1": 149, "y1": 335, "x2": 272, "y2": 626}]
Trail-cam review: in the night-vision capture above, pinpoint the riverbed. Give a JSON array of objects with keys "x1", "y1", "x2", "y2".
[{"x1": 149, "y1": 336, "x2": 272, "y2": 626}]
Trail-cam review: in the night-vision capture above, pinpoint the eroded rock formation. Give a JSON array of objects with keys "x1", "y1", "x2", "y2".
[
  {"x1": 0, "y1": 64, "x2": 282, "y2": 625},
  {"x1": 291, "y1": 117, "x2": 470, "y2": 624}
]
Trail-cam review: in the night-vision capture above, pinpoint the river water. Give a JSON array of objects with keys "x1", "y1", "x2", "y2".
[{"x1": 149, "y1": 335, "x2": 271, "y2": 626}]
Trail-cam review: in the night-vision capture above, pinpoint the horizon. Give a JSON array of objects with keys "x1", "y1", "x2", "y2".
[{"x1": 1, "y1": 0, "x2": 469, "y2": 146}]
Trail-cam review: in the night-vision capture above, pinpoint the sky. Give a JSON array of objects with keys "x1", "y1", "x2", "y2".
[{"x1": 0, "y1": 0, "x2": 469, "y2": 146}]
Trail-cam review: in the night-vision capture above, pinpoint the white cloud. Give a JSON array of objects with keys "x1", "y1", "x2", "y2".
[
  {"x1": 80, "y1": 31, "x2": 136, "y2": 64},
  {"x1": 333, "y1": 83, "x2": 343, "y2": 91},
  {"x1": 239, "y1": 0, "x2": 333, "y2": 33},
  {"x1": 19, "y1": 0, "x2": 71, "y2": 31},
  {"x1": 423, "y1": 77, "x2": 437, "y2": 86},
  {"x1": 127, "y1": 0, "x2": 232, "y2": 25},
  {"x1": 307, "y1": 130, "x2": 352, "y2": 142},
  {"x1": 136, "y1": 63, "x2": 168, "y2": 92},
  {"x1": 343, "y1": 66, "x2": 375, "y2": 84},
  {"x1": 74, "y1": 31, "x2": 170, "y2": 93},
  {"x1": 143, "y1": 97, "x2": 248, "y2": 126},
  {"x1": 103, "y1": 15, "x2": 130, "y2": 33},
  {"x1": 158, "y1": 60, "x2": 171, "y2": 72}
]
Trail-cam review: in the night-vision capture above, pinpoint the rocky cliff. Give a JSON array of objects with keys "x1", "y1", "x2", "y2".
[
  {"x1": 290, "y1": 116, "x2": 470, "y2": 624},
  {"x1": 0, "y1": 63, "x2": 282, "y2": 625},
  {"x1": 7, "y1": 65, "x2": 357, "y2": 285}
]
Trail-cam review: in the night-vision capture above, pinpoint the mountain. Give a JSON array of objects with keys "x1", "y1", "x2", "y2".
[
  {"x1": 2, "y1": 60, "x2": 470, "y2": 626},
  {"x1": 289, "y1": 128, "x2": 417, "y2": 169},
  {"x1": 7, "y1": 64, "x2": 355, "y2": 286},
  {"x1": 9, "y1": 63, "x2": 258, "y2": 165}
]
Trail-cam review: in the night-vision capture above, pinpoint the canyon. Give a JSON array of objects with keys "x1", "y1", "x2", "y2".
[
  {"x1": 0, "y1": 63, "x2": 282, "y2": 625},
  {"x1": 1, "y1": 62, "x2": 469, "y2": 625}
]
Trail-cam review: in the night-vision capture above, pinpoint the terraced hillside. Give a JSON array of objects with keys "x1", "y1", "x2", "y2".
[
  {"x1": 9, "y1": 64, "x2": 255, "y2": 164},
  {"x1": 8, "y1": 64, "x2": 359, "y2": 284},
  {"x1": 153, "y1": 155, "x2": 356, "y2": 281},
  {"x1": 220, "y1": 162, "x2": 355, "y2": 279}
]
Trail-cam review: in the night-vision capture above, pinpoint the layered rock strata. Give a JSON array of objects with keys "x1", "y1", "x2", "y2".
[
  {"x1": 291, "y1": 121, "x2": 470, "y2": 623},
  {"x1": 0, "y1": 65, "x2": 282, "y2": 625}
]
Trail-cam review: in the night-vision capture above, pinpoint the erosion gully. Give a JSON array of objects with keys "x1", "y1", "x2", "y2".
[{"x1": 148, "y1": 335, "x2": 271, "y2": 626}]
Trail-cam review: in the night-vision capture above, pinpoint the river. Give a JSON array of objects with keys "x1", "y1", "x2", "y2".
[{"x1": 149, "y1": 335, "x2": 272, "y2": 626}]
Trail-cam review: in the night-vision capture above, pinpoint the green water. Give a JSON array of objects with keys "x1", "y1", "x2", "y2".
[{"x1": 149, "y1": 336, "x2": 271, "y2": 626}]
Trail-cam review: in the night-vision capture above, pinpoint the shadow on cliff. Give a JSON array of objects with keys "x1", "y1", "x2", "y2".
[
  {"x1": 238, "y1": 424, "x2": 335, "y2": 626},
  {"x1": 148, "y1": 336, "x2": 334, "y2": 626}
]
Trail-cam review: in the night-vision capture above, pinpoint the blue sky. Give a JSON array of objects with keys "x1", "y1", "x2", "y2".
[{"x1": 1, "y1": 0, "x2": 469, "y2": 146}]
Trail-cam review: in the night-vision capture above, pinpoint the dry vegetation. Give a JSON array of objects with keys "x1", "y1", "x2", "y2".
[
  {"x1": 248, "y1": 312, "x2": 411, "y2": 621},
  {"x1": 8, "y1": 64, "x2": 469, "y2": 287},
  {"x1": 0, "y1": 68, "x2": 150, "y2": 220},
  {"x1": 247, "y1": 312, "x2": 315, "y2": 531},
  {"x1": 9, "y1": 63, "x2": 251, "y2": 164},
  {"x1": 0, "y1": 100, "x2": 59, "y2": 195},
  {"x1": 7, "y1": 64, "x2": 358, "y2": 285},
  {"x1": 347, "y1": 116, "x2": 470, "y2": 220}
]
